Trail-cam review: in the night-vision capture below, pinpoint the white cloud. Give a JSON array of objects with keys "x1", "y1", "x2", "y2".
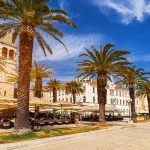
[
  {"x1": 92, "y1": 0, "x2": 150, "y2": 24},
  {"x1": 128, "y1": 55, "x2": 150, "y2": 62},
  {"x1": 33, "y1": 34, "x2": 102, "y2": 61}
]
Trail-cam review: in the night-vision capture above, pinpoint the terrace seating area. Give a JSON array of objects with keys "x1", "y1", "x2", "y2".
[
  {"x1": 82, "y1": 115, "x2": 123, "y2": 122},
  {"x1": 0, "y1": 116, "x2": 76, "y2": 131}
]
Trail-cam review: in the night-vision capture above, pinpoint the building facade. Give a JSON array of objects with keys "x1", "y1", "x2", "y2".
[
  {"x1": 46, "y1": 77, "x2": 146, "y2": 116},
  {"x1": 0, "y1": 33, "x2": 17, "y2": 98}
]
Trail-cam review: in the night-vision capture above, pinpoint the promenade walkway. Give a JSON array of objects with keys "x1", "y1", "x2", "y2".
[{"x1": 1, "y1": 122, "x2": 150, "y2": 150}]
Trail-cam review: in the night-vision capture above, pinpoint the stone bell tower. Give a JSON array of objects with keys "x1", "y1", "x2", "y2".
[{"x1": 0, "y1": 33, "x2": 17, "y2": 98}]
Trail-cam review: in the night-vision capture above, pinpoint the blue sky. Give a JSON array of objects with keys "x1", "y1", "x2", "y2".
[{"x1": 34, "y1": 0, "x2": 150, "y2": 82}]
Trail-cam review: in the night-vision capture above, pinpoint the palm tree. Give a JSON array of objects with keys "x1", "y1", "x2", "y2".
[
  {"x1": 77, "y1": 44, "x2": 130, "y2": 123},
  {"x1": 136, "y1": 81, "x2": 150, "y2": 117},
  {"x1": 47, "y1": 79, "x2": 60, "y2": 102},
  {"x1": 31, "y1": 61, "x2": 53, "y2": 118},
  {"x1": 0, "y1": 0, "x2": 76, "y2": 130},
  {"x1": 65, "y1": 81, "x2": 83, "y2": 104},
  {"x1": 31, "y1": 61, "x2": 53, "y2": 98},
  {"x1": 117, "y1": 66, "x2": 148, "y2": 122}
]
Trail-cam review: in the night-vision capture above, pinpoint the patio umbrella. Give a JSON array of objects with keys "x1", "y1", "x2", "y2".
[
  {"x1": 54, "y1": 101, "x2": 79, "y2": 114},
  {"x1": 80, "y1": 105, "x2": 121, "y2": 113},
  {"x1": 0, "y1": 102, "x2": 16, "y2": 108},
  {"x1": 29, "y1": 97, "x2": 58, "y2": 117},
  {"x1": 29, "y1": 97, "x2": 57, "y2": 107},
  {"x1": 0, "y1": 97, "x2": 17, "y2": 103},
  {"x1": 56, "y1": 109, "x2": 78, "y2": 113},
  {"x1": 0, "y1": 102, "x2": 16, "y2": 116},
  {"x1": 138, "y1": 110, "x2": 149, "y2": 114},
  {"x1": 63, "y1": 106, "x2": 82, "y2": 111},
  {"x1": 106, "y1": 105, "x2": 121, "y2": 112},
  {"x1": 81, "y1": 105, "x2": 99, "y2": 112}
]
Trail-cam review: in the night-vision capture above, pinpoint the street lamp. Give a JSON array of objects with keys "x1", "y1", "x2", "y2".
[{"x1": 127, "y1": 99, "x2": 132, "y2": 121}]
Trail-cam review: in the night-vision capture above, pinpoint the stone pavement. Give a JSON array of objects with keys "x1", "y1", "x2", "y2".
[{"x1": 1, "y1": 122, "x2": 150, "y2": 150}]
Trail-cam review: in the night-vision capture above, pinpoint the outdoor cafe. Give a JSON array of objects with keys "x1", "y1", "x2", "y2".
[{"x1": 0, "y1": 96, "x2": 123, "y2": 130}]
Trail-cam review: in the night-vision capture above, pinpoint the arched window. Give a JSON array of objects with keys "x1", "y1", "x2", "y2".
[
  {"x1": 70, "y1": 97, "x2": 72, "y2": 103},
  {"x1": 9, "y1": 50, "x2": 14, "y2": 60},
  {"x1": 83, "y1": 96, "x2": 86, "y2": 103},
  {"x1": 93, "y1": 97, "x2": 95, "y2": 103},
  {"x1": 120, "y1": 99, "x2": 122, "y2": 105},
  {"x1": 2, "y1": 47, "x2": 8, "y2": 58}
]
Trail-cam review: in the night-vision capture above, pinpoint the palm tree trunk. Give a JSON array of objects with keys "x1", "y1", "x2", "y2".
[
  {"x1": 97, "y1": 73, "x2": 107, "y2": 124},
  {"x1": 53, "y1": 88, "x2": 57, "y2": 102},
  {"x1": 35, "y1": 78, "x2": 42, "y2": 98},
  {"x1": 147, "y1": 96, "x2": 150, "y2": 118},
  {"x1": 73, "y1": 93, "x2": 76, "y2": 104},
  {"x1": 35, "y1": 106, "x2": 39, "y2": 118},
  {"x1": 129, "y1": 85, "x2": 137, "y2": 123},
  {"x1": 34, "y1": 78, "x2": 42, "y2": 118},
  {"x1": 15, "y1": 25, "x2": 34, "y2": 130}
]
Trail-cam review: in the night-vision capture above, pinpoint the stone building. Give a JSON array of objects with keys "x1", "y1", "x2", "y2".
[
  {"x1": 44, "y1": 76, "x2": 148, "y2": 116},
  {"x1": 0, "y1": 33, "x2": 17, "y2": 98}
]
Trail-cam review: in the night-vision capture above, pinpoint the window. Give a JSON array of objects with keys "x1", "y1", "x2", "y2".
[
  {"x1": 70, "y1": 97, "x2": 72, "y2": 103},
  {"x1": 59, "y1": 90, "x2": 61, "y2": 96},
  {"x1": 2, "y1": 47, "x2": 7, "y2": 58},
  {"x1": 9, "y1": 50, "x2": 14, "y2": 60},
  {"x1": 59, "y1": 98, "x2": 60, "y2": 101},
  {"x1": 116, "y1": 99, "x2": 118, "y2": 105},
  {"x1": 119, "y1": 91, "x2": 121, "y2": 97},
  {"x1": 62, "y1": 98, "x2": 64, "y2": 101},
  {"x1": 93, "y1": 87, "x2": 95, "y2": 93},
  {"x1": 111, "y1": 99, "x2": 113, "y2": 104},
  {"x1": 93, "y1": 97, "x2": 95, "y2": 103},
  {"x1": 120, "y1": 99, "x2": 122, "y2": 105},
  {"x1": 116, "y1": 90, "x2": 118, "y2": 96},
  {"x1": 83, "y1": 87, "x2": 86, "y2": 92},
  {"x1": 110, "y1": 90, "x2": 114, "y2": 96},
  {"x1": 122, "y1": 92, "x2": 124, "y2": 97},
  {"x1": 83, "y1": 96, "x2": 86, "y2": 103},
  {"x1": 66, "y1": 98, "x2": 68, "y2": 102},
  {"x1": 123, "y1": 100, "x2": 125, "y2": 105},
  {"x1": 4, "y1": 90, "x2": 6, "y2": 96},
  {"x1": 62, "y1": 91, "x2": 64, "y2": 95}
]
